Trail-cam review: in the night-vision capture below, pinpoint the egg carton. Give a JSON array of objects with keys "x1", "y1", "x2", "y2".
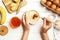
[{"x1": 40, "y1": 0, "x2": 60, "y2": 15}]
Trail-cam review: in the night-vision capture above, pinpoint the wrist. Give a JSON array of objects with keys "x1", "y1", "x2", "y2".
[
  {"x1": 23, "y1": 29, "x2": 30, "y2": 32},
  {"x1": 40, "y1": 28, "x2": 48, "y2": 33},
  {"x1": 40, "y1": 31, "x2": 47, "y2": 35},
  {"x1": 23, "y1": 30, "x2": 30, "y2": 34},
  {"x1": 40, "y1": 31, "x2": 47, "y2": 34},
  {"x1": 40, "y1": 29, "x2": 47, "y2": 33}
]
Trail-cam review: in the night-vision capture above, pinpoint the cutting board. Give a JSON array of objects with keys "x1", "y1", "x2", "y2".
[{"x1": 2, "y1": 0, "x2": 20, "y2": 13}]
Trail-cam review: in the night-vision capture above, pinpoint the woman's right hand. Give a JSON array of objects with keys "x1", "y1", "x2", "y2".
[
  {"x1": 40, "y1": 18, "x2": 52, "y2": 40},
  {"x1": 41, "y1": 18, "x2": 52, "y2": 33}
]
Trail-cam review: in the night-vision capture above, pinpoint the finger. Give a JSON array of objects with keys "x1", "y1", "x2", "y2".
[
  {"x1": 22, "y1": 13, "x2": 26, "y2": 24},
  {"x1": 25, "y1": 12, "x2": 29, "y2": 25},
  {"x1": 45, "y1": 18, "x2": 52, "y2": 23},
  {"x1": 43, "y1": 18, "x2": 46, "y2": 26},
  {"x1": 25, "y1": 11, "x2": 29, "y2": 24},
  {"x1": 49, "y1": 22, "x2": 52, "y2": 27},
  {"x1": 45, "y1": 18, "x2": 52, "y2": 26},
  {"x1": 42, "y1": 18, "x2": 44, "y2": 20},
  {"x1": 47, "y1": 23, "x2": 52, "y2": 30}
]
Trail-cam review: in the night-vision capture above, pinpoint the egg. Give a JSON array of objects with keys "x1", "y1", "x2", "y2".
[
  {"x1": 46, "y1": 1, "x2": 52, "y2": 6},
  {"x1": 51, "y1": 4, "x2": 56, "y2": 9},
  {"x1": 51, "y1": 0, "x2": 53, "y2": 1},
  {"x1": 54, "y1": 0, "x2": 59, "y2": 4},
  {"x1": 56, "y1": 8, "x2": 60, "y2": 12},
  {"x1": 41, "y1": 0, "x2": 46, "y2": 3}
]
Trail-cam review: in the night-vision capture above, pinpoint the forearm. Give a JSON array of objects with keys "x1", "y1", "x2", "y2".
[
  {"x1": 21, "y1": 30, "x2": 29, "y2": 40},
  {"x1": 41, "y1": 32, "x2": 49, "y2": 40}
]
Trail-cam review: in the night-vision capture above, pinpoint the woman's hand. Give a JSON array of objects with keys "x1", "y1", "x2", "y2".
[
  {"x1": 21, "y1": 13, "x2": 30, "y2": 40},
  {"x1": 40, "y1": 18, "x2": 52, "y2": 40},
  {"x1": 41, "y1": 18, "x2": 52, "y2": 33},
  {"x1": 22, "y1": 13, "x2": 30, "y2": 31}
]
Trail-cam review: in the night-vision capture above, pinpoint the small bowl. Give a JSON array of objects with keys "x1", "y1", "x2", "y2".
[
  {"x1": 48, "y1": 14, "x2": 57, "y2": 22},
  {"x1": 54, "y1": 20, "x2": 60, "y2": 30}
]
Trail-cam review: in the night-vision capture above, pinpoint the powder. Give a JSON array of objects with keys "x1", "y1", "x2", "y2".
[{"x1": 11, "y1": 17, "x2": 21, "y2": 28}]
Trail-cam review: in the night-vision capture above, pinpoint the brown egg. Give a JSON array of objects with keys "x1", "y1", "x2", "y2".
[
  {"x1": 46, "y1": 1, "x2": 52, "y2": 6},
  {"x1": 56, "y1": 8, "x2": 60, "y2": 12},
  {"x1": 51, "y1": 4, "x2": 56, "y2": 9},
  {"x1": 51, "y1": 0, "x2": 53, "y2": 1},
  {"x1": 41, "y1": 0, "x2": 46, "y2": 3},
  {"x1": 54, "y1": 0, "x2": 59, "y2": 4}
]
